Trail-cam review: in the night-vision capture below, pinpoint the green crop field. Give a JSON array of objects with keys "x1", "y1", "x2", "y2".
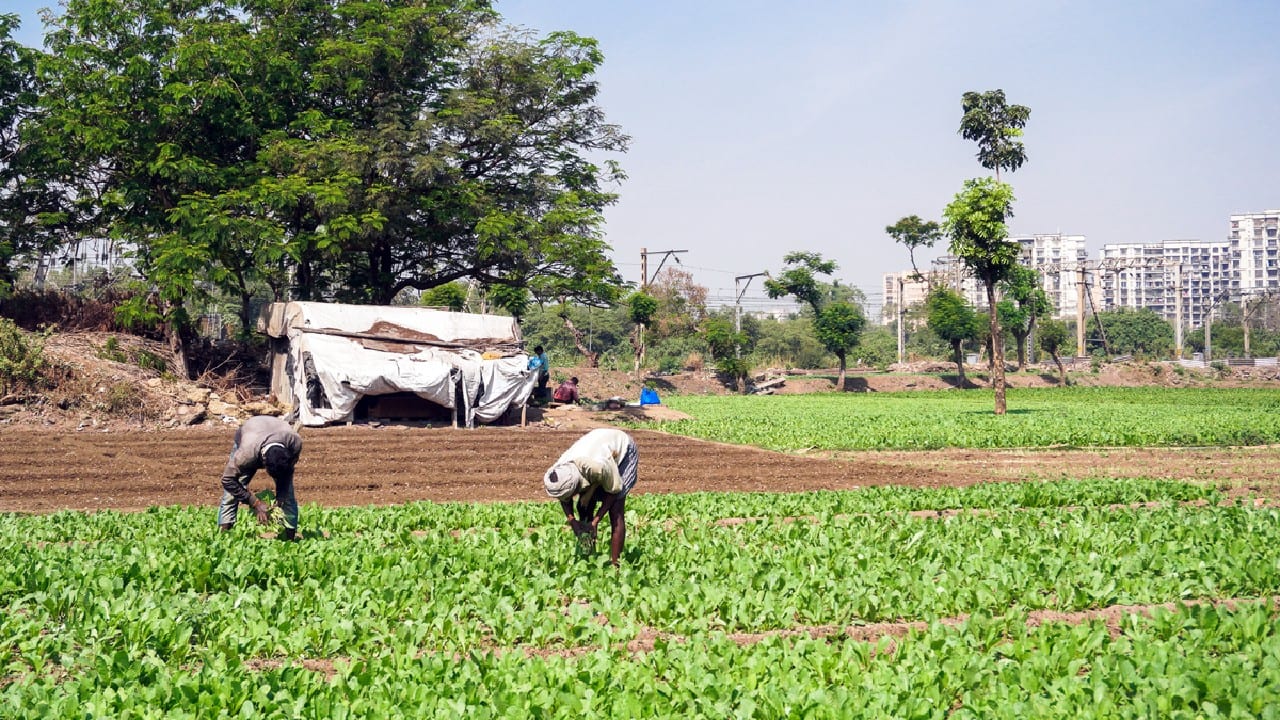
[
  {"x1": 4, "y1": 478, "x2": 1280, "y2": 718},
  {"x1": 645, "y1": 387, "x2": 1280, "y2": 450}
]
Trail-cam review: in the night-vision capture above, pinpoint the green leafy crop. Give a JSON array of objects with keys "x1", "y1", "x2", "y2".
[{"x1": 2, "y1": 480, "x2": 1278, "y2": 717}]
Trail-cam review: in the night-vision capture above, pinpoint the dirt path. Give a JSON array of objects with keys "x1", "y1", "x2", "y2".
[{"x1": 3, "y1": 426, "x2": 1280, "y2": 513}]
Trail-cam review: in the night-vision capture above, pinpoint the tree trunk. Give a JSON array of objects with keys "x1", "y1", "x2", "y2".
[
  {"x1": 952, "y1": 339, "x2": 966, "y2": 386},
  {"x1": 238, "y1": 292, "x2": 254, "y2": 340},
  {"x1": 1051, "y1": 351, "x2": 1066, "y2": 385},
  {"x1": 836, "y1": 352, "x2": 847, "y2": 391},
  {"x1": 1014, "y1": 332, "x2": 1027, "y2": 371},
  {"x1": 163, "y1": 300, "x2": 191, "y2": 380},
  {"x1": 987, "y1": 281, "x2": 1006, "y2": 415},
  {"x1": 1027, "y1": 316, "x2": 1038, "y2": 364},
  {"x1": 629, "y1": 324, "x2": 644, "y2": 375},
  {"x1": 560, "y1": 316, "x2": 600, "y2": 368}
]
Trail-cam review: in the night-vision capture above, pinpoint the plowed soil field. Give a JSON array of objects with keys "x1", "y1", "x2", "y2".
[{"x1": 4, "y1": 425, "x2": 1280, "y2": 513}]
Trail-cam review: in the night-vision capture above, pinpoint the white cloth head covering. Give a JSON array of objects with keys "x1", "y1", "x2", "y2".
[{"x1": 544, "y1": 461, "x2": 582, "y2": 499}]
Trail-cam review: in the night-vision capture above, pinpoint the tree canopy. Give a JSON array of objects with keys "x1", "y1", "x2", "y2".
[
  {"x1": 1089, "y1": 308, "x2": 1173, "y2": 358},
  {"x1": 26, "y1": 0, "x2": 628, "y2": 348},
  {"x1": 885, "y1": 215, "x2": 941, "y2": 280},
  {"x1": 0, "y1": 14, "x2": 48, "y2": 298},
  {"x1": 959, "y1": 89, "x2": 1031, "y2": 180}
]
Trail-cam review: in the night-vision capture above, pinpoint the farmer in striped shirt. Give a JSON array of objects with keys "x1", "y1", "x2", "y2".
[
  {"x1": 218, "y1": 415, "x2": 302, "y2": 540},
  {"x1": 543, "y1": 428, "x2": 639, "y2": 566}
]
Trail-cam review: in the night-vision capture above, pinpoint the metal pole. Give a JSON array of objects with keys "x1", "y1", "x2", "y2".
[
  {"x1": 1076, "y1": 266, "x2": 1086, "y2": 358},
  {"x1": 641, "y1": 249, "x2": 688, "y2": 286},
  {"x1": 896, "y1": 275, "x2": 905, "y2": 365},
  {"x1": 733, "y1": 272, "x2": 768, "y2": 359},
  {"x1": 734, "y1": 276, "x2": 742, "y2": 359},
  {"x1": 1204, "y1": 304, "x2": 1212, "y2": 363}
]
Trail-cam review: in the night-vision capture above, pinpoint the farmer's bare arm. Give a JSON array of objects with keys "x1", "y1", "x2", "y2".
[{"x1": 561, "y1": 497, "x2": 586, "y2": 535}]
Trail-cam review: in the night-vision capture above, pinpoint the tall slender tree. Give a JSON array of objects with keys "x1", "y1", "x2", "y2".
[
  {"x1": 944, "y1": 177, "x2": 1018, "y2": 413},
  {"x1": 949, "y1": 89, "x2": 1030, "y2": 415}
]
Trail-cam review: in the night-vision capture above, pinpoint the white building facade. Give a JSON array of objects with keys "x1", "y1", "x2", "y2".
[
  {"x1": 880, "y1": 271, "x2": 932, "y2": 325},
  {"x1": 1012, "y1": 233, "x2": 1089, "y2": 320},
  {"x1": 1099, "y1": 240, "x2": 1233, "y2": 329},
  {"x1": 1230, "y1": 210, "x2": 1280, "y2": 296}
]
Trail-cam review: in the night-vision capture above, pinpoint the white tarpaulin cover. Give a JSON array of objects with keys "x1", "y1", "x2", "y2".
[{"x1": 259, "y1": 301, "x2": 536, "y2": 427}]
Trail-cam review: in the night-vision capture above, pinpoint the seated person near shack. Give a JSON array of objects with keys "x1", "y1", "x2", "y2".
[{"x1": 552, "y1": 377, "x2": 580, "y2": 404}]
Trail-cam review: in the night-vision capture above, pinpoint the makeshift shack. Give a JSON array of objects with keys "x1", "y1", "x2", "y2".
[{"x1": 258, "y1": 301, "x2": 537, "y2": 427}]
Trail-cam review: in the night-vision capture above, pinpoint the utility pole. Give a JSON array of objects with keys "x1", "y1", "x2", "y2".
[
  {"x1": 734, "y1": 272, "x2": 769, "y2": 358},
  {"x1": 1204, "y1": 302, "x2": 1212, "y2": 363},
  {"x1": 639, "y1": 248, "x2": 688, "y2": 287},
  {"x1": 1076, "y1": 265, "x2": 1087, "y2": 358},
  {"x1": 896, "y1": 275, "x2": 906, "y2": 365}
]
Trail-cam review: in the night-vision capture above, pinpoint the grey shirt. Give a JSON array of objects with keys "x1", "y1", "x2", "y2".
[{"x1": 220, "y1": 415, "x2": 303, "y2": 505}]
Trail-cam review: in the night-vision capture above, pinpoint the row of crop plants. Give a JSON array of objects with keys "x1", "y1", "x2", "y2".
[
  {"x1": 3, "y1": 478, "x2": 1279, "y2": 717},
  {"x1": 646, "y1": 386, "x2": 1280, "y2": 450}
]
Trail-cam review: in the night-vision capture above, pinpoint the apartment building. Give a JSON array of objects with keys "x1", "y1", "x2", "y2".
[
  {"x1": 1230, "y1": 210, "x2": 1280, "y2": 295},
  {"x1": 1012, "y1": 233, "x2": 1089, "y2": 320},
  {"x1": 880, "y1": 271, "x2": 932, "y2": 325},
  {"x1": 1098, "y1": 239, "x2": 1233, "y2": 329}
]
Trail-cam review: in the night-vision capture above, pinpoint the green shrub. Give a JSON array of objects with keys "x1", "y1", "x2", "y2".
[{"x1": 0, "y1": 319, "x2": 51, "y2": 396}]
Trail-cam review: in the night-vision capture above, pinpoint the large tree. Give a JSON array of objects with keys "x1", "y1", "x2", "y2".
[
  {"x1": 764, "y1": 251, "x2": 865, "y2": 390},
  {"x1": 31, "y1": 0, "x2": 628, "y2": 370},
  {"x1": 0, "y1": 14, "x2": 53, "y2": 297},
  {"x1": 948, "y1": 88, "x2": 1030, "y2": 415},
  {"x1": 944, "y1": 177, "x2": 1018, "y2": 412}
]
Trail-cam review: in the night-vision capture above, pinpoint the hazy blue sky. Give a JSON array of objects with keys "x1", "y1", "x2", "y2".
[{"x1": 8, "y1": 1, "x2": 1280, "y2": 311}]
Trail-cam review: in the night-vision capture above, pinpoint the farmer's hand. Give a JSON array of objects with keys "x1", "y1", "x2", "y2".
[
  {"x1": 250, "y1": 500, "x2": 272, "y2": 526},
  {"x1": 567, "y1": 518, "x2": 587, "y2": 537}
]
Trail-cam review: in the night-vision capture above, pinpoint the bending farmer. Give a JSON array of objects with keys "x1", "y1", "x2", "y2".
[
  {"x1": 218, "y1": 415, "x2": 302, "y2": 540},
  {"x1": 543, "y1": 428, "x2": 638, "y2": 566}
]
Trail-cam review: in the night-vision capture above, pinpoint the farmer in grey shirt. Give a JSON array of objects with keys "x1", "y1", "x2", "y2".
[{"x1": 219, "y1": 415, "x2": 303, "y2": 540}]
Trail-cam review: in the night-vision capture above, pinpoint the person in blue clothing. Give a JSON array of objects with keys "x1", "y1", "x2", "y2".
[{"x1": 528, "y1": 345, "x2": 551, "y2": 400}]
